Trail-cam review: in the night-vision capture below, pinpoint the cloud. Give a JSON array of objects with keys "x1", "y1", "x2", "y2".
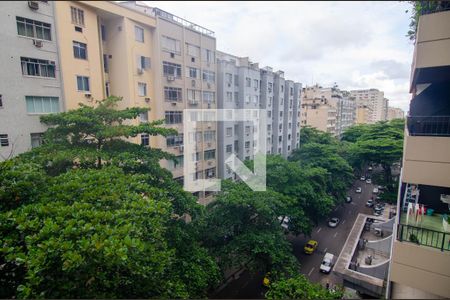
[{"x1": 143, "y1": 1, "x2": 414, "y2": 112}]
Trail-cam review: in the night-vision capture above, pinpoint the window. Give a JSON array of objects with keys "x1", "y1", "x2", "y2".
[
  {"x1": 103, "y1": 54, "x2": 108, "y2": 73},
  {"x1": 30, "y1": 133, "x2": 44, "y2": 148},
  {"x1": 202, "y1": 70, "x2": 215, "y2": 83},
  {"x1": 203, "y1": 130, "x2": 215, "y2": 142},
  {"x1": 254, "y1": 79, "x2": 258, "y2": 88},
  {"x1": 0, "y1": 95, "x2": 3, "y2": 108},
  {"x1": 164, "y1": 87, "x2": 182, "y2": 102},
  {"x1": 245, "y1": 141, "x2": 250, "y2": 149},
  {"x1": 279, "y1": 136, "x2": 282, "y2": 142},
  {"x1": 173, "y1": 155, "x2": 184, "y2": 169},
  {"x1": 205, "y1": 167, "x2": 216, "y2": 178},
  {"x1": 281, "y1": 85, "x2": 284, "y2": 92},
  {"x1": 245, "y1": 126, "x2": 251, "y2": 134},
  {"x1": 225, "y1": 73, "x2": 233, "y2": 84},
  {"x1": 202, "y1": 48, "x2": 215, "y2": 63},
  {"x1": 166, "y1": 134, "x2": 184, "y2": 147},
  {"x1": 138, "y1": 82, "x2": 147, "y2": 96},
  {"x1": 165, "y1": 111, "x2": 183, "y2": 124},
  {"x1": 234, "y1": 92, "x2": 239, "y2": 103},
  {"x1": 0, "y1": 134, "x2": 9, "y2": 147},
  {"x1": 268, "y1": 111, "x2": 272, "y2": 118},
  {"x1": 71, "y1": 7, "x2": 84, "y2": 26},
  {"x1": 16, "y1": 17, "x2": 51, "y2": 40},
  {"x1": 234, "y1": 75, "x2": 239, "y2": 86},
  {"x1": 73, "y1": 41, "x2": 87, "y2": 59},
  {"x1": 245, "y1": 95, "x2": 251, "y2": 103},
  {"x1": 163, "y1": 61, "x2": 182, "y2": 78},
  {"x1": 226, "y1": 127, "x2": 232, "y2": 137},
  {"x1": 76, "y1": 76, "x2": 90, "y2": 92},
  {"x1": 141, "y1": 134, "x2": 149, "y2": 146},
  {"x1": 186, "y1": 67, "x2": 198, "y2": 78},
  {"x1": 101, "y1": 24, "x2": 106, "y2": 40},
  {"x1": 253, "y1": 95, "x2": 259, "y2": 104},
  {"x1": 268, "y1": 83, "x2": 273, "y2": 93},
  {"x1": 226, "y1": 92, "x2": 233, "y2": 102},
  {"x1": 204, "y1": 149, "x2": 215, "y2": 160},
  {"x1": 269, "y1": 97, "x2": 273, "y2": 106},
  {"x1": 246, "y1": 77, "x2": 251, "y2": 87},
  {"x1": 203, "y1": 91, "x2": 215, "y2": 103},
  {"x1": 226, "y1": 144, "x2": 232, "y2": 153},
  {"x1": 21, "y1": 57, "x2": 55, "y2": 78},
  {"x1": 135, "y1": 25, "x2": 144, "y2": 42},
  {"x1": 25, "y1": 96, "x2": 59, "y2": 114},
  {"x1": 187, "y1": 89, "x2": 200, "y2": 103},
  {"x1": 139, "y1": 111, "x2": 148, "y2": 123},
  {"x1": 162, "y1": 36, "x2": 181, "y2": 54},
  {"x1": 139, "y1": 56, "x2": 151, "y2": 69},
  {"x1": 267, "y1": 124, "x2": 271, "y2": 131},
  {"x1": 186, "y1": 43, "x2": 200, "y2": 57}
]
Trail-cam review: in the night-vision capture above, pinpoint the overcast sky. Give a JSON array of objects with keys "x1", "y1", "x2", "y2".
[{"x1": 144, "y1": 1, "x2": 414, "y2": 112}]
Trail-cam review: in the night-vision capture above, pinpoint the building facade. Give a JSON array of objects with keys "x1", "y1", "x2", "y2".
[
  {"x1": 0, "y1": 1, "x2": 63, "y2": 160},
  {"x1": 387, "y1": 107, "x2": 405, "y2": 120},
  {"x1": 388, "y1": 8, "x2": 450, "y2": 299},
  {"x1": 351, "y1": 88, "x2": 387, "y2": 124},
  {"x1": 355, "y1": 105, "x2": 373, "y2": 124}
]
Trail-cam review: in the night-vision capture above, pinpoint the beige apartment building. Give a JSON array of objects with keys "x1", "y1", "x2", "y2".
[
  {"x1": 301, "y1": 84, "x2": 355, "y2": 137},
  {"x1": 355, "y1": 105, "x2": 373, "y2": 124},
  {"x1": 54, "y1": 1, "x2": 217, "y2": 203},
  {"x1": 387, "y1": 7, "x2": 450, "y2": 299},
  {"x1": 351, "y1": 88, "x2": 387, "y2": 123},
  {"x1": 387, "y1": 107, "x2": 405, "y2": 120}
]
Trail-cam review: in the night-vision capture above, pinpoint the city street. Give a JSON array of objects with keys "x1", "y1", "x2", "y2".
[{"x1": 214, "y1": 174, "x2": 379, "y2": 299}]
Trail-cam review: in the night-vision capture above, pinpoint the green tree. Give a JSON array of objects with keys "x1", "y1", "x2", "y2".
[
  {"x1": 266, "y1": 274, "x2": 344, "y2": 300},
  {"x1": 298, "y1": 126, "x2": 336, "y2": 148}
]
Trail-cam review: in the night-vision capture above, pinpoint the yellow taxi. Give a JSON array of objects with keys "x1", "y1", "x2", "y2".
[{"x1": 303, "y1": 239, "x2": 318, "y2": 254}]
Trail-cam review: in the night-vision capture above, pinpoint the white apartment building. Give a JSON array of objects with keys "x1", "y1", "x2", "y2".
[{"x1": 0, "y1": 1, "x2": 63, "y2": 160}]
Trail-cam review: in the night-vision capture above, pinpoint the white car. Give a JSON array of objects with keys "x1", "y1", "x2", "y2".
[
  {"x1": 320, "y1": 253, "x2": 335, "y2": 273},
  {"x1": 373, "y1": 187, "x2": 379, "y2": 194},
  {"x1": 356, "y1": 187, "x2": 362, "y2": 193},
  {"x1": 328, "y1": 217, "x2": 340, "y2": 228},
  {"x1": 278, "y1": 216, "x2": 290, "y2": 230},
  {"x1": 368, "y1": 166, "x2": 373, "y2": 171},
  {"x1": 366, "y1": 178, "x2": 372, "y2": 184},
  {"x1": 360, "y1": 176, "x2": 366, "y2": 181}
]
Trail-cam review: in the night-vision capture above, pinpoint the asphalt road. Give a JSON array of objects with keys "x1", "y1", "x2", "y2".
[{"x1": 214, "y1": 173, "x2": 379, "y2": 299}]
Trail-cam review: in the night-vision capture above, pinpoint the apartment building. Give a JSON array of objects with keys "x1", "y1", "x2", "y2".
[
  {"x1": 0, "y1": 1, "x2": 63, "y2": 160},
  {"x1": 388, "y1": 7, "x2": 450, "y2": 299},
  {"x1": 387, "y1": 107, "x2": 405, "y2": 120},
  {"x1": 356, "y1": 104, "x2": 373, "y2": 124},
  {"x1": 216, "y1": 52, "x2": 260, "y2": 179},
  {"x1": 351, "y1": 88, "x2": 387, "y2": 123},
  {"x1": 301, "y1": 84, "x2": 355, "y2": 138}
]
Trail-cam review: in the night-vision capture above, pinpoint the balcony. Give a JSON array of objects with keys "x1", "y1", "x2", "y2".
[
  {"x1": 407, "y1": 115, "x2": 450, "y2": 136},
  {"x1": 410, "y1": 8, "x2": 450, "y2": 90}
]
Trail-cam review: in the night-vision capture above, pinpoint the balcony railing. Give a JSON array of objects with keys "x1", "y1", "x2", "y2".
[
  {"x1": 153, "y1": 8, "x2": 215, "y2": 37},
  {"x1": 398, "y1": 223, "x2": 450, "y2": 251},
  {"x1": 418, "y1": 0, "x2": 450, "y2": 16},
  {"x1": 407, "y1": 115, "x2": 450, "y2": 136}
]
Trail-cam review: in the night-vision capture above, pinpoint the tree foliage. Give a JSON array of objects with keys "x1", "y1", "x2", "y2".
[{"x1": 265, "y1": 274, "x2": 344, "y2": 300}]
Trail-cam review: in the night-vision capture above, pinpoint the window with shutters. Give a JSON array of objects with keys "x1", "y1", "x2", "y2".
[{"x1": 162, "y1": 36, "x2": 181, "y2": 54}]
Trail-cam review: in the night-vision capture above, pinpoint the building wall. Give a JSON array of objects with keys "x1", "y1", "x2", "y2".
[
  {"x1": 387, "y1": 107, "x2": 405, "y2": 120},
  {"x1": 351, "y1": 89, "x2": 386, "y2": 123},
  {"x1": 0, "y1": 1, "x2": 63, "y2": 160}
]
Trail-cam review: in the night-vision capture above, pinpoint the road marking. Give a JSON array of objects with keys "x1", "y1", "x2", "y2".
[
  {"x1": 308, "y1": 267, "x2": 315, "y2": 276},
  {"x1": 324, "y1": 247, "x2": 327, "y2": 253},
  {"x1": 316, "y1": 227, "x2": 322, "y2": 233},
  {"x1": 333, "y1": 232, "x2": 338, "y2": 238},
  {"x1": 342, "y1": 219, "x2": 346, "y2": 224}
]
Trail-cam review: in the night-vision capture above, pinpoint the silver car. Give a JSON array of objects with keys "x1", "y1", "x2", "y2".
[{"x1": 328, "y1": 217, "x2": 340, "y2": 228}]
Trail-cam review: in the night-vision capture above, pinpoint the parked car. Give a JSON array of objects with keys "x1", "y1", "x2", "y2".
[
  {"x1": 368, "y1": 166, "x2": 373, "y2": 171},
  {"x1": 360, "y1": 176, "x2": 366, "y2": 181},
  {"x1": 366, "y1": 199, "x2": 374, "y2": 207},
  {"x1": 366, "y1": 178, "x2": 372, "y2": 184},
  {"x1": 373, "y1": 187, "x2": 379, "y2": 194},
  {"x1": 328, "y1": 217, "x2": 340, "y2": 228},
  {"x1": 304, "y1": 240, "x2": 318, "y2": 254},
  {"x1": 320, "y1": 253, "x2": 335, "y2": 274},
  {"x1": 278, "y1": 216, "x2": 290, "y2": 230},
  {"x1": 373, "y1": 210, "x2": 383, "y2": 217},
  {"x1": 345, "y1": 196, "x2": 352, "y2": 203},
  {"x1": 356, "y1": 187, "x2": 362, "y2": 193},
  {"x1": 377, "y1": 185, "x2": 384, "y2": 190}
]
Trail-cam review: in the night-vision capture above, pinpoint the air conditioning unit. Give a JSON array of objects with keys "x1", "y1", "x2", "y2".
[
  {"x1": 84, "y1": 93, "x2": 92, "y2": 98},
  {"x1": 137, "y1": 68, "x2": 143, "y2": 75},
  {"x1": 191, "y1": 79, "x2": 196, "y2": 87},
  {"x1": 171, "y1": 102, "x2": 177, "y2": 106},
  {"x1": 28, "y1": 1, "x2": 39, "y2": 10},
  {"x1": 167, "y1": 75, "x2": 175, "y2": 81},
  {"x1": 33, "y1": 39, "x2": 43, "y2": 48},
  {"x1": 144, "y1": 97, "x2": 151, "y2": 103}
]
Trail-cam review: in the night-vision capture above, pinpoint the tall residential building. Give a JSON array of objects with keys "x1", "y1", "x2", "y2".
[
  {"x1": 351, "y1": 88, "x2": 387, "y2": 123},
  {"x1": 300, "y1": 84, "x2": 355, "y2": 138},
  {"x1": 387, "y1": 7, "x2": 450, "y2": 299},
  {"x1": 355, "y1": 104, "x2": 373, "y2": 124},
  {"x1": 0, "y1": 1, "x2": 63, "y2": 160},
  {"x1": 216, "y1": 52, "x2": 301, "y2": 179},
  {"x1": 387, "y1": 107, "x2": 405, "y2": 120}
]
